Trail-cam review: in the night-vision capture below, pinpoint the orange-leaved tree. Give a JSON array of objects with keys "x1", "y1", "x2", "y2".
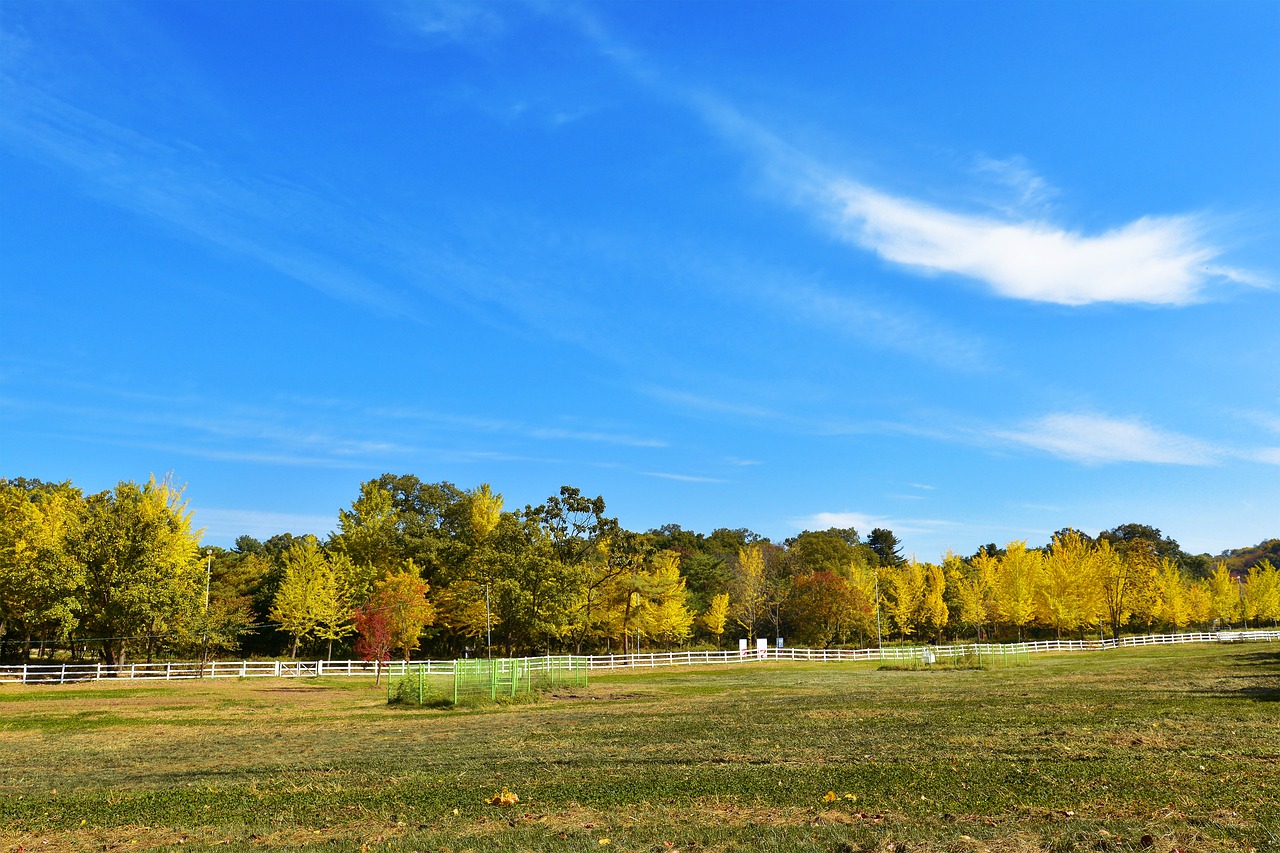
[{"x1": 365, "y1": 562, "x2": 436, "y2": 661}]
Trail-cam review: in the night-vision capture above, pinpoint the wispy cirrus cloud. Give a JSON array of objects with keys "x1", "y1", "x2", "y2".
[
  {"x1": 642, "y1": 471, "x2": 726, "y2": 484},
  {"x1": 772, "y1": 283, "x2": 989, "y2": 371},
  {"x1": 972, "y1": 154, "x2": 1057, "y2": 214},
  {"x1": 0, "y1": 79, "x2": 416, "y2": 318},
  {"x1": 192, "y1": 508, "x2": 335, "y2": 541},
  {"x1": 555, "y1": 7, "x2": 1261, "y2": 308},
  {"x1": 994, "y1": 412, "x2": 1221, "y2": 466},
  {"x1": 397, "y1": 0, "x2": 506, "y2": 43},
  {"x1": 367, "y1": 404, "x2": 668, "y2": 449}
]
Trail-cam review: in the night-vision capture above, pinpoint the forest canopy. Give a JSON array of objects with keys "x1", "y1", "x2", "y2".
[{"x1": 1, "y1": 475, "x2": 1276, "y2": 663}]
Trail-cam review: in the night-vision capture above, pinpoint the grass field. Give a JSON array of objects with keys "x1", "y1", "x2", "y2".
[{"x1": 1, "y1": 644, "x2": 1277, "y2": 852}]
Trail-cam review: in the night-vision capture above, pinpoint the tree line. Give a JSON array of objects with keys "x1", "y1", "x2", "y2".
[{"x1": 1, "y1": 474, "x2": 1277, "y2": 664}]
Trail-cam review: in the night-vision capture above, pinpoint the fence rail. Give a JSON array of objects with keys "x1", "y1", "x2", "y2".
[{"x1": 1, "y1": 630, "x2": 1276, "y2": 685}]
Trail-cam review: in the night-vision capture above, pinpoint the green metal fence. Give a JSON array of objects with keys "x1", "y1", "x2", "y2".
[
  {"x1": 389, "y1": 656, "x2": 589, "y2": 707},
  {"x1": 875, "y1": 643, "x2": 1032, "y2": 669}
]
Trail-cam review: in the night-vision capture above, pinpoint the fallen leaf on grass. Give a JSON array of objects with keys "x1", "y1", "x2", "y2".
[{"x1": 487, "y1": 786, "x2": 519, "y2": 806}]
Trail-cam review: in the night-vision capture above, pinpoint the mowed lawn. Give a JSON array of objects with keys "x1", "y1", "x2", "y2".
[{"x1": 1, "y1": 644, "x2": 1277, "y2": 852}]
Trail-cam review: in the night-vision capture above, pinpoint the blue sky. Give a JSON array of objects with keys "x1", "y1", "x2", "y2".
[{"x1": 2, "y1": 1, "x2": 1278, "y2": 559}]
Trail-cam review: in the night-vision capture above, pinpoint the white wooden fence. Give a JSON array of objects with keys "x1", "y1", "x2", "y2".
[{"x1": 1, "y1": 630, "x2": 1276, "y2": 685}]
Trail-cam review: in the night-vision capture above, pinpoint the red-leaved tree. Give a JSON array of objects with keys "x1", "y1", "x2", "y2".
[{"x1": 352, "y1": 603, "x2": 392, "y2": 686}]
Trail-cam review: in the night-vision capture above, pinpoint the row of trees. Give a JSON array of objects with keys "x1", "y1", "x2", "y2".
[{"x1": 1, "y1": 475, "x2": 1276, "y2": 663}]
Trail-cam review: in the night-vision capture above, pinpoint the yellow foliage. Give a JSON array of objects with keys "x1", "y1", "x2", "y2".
[{"x1": 487, "y1": 786, "x2": 519, "y2": 806}]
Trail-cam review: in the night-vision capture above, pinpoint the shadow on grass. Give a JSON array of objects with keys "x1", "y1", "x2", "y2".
[{"x1": 1213, "y1": 649, "x2": 1280, "y2": 702}]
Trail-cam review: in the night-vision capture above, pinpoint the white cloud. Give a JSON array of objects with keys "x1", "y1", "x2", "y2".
[
  {"x1": 642, "y1": 472, "x2": 727, "y2": 484},
  {"x1": 556, "y1": 8, "x2": 1262, "y2": 309},
  {"x1": 793, "y1": 512, "x2": 967, "y2": 553},
  {"x1": 527, "y1": 427, "x2": 667, "y2": 448},
  {"x1": 772, "y1": 283, "x2": 989, "y2": 371},
  {"x1": 1253, "y1": 448, "x2": 1280, "y2": 465},
  {"x1": 972, "y1": 154, "x2": 1057, "y2": 213},
  {"x1": 643, "y1": 387, "x2": 785, "y2": 422},
  {"x1": 193, "y1": 508, "x2": 334, "y2": 543},
  {"x1": 995, "y1": 413, "x2": 1220, "y2": 465},
  {"x1": 830, "y1": 182, "x2": 1226, "y2": 306},
  {"x1": 398, "y1": 0, "x2": 505, "y2": 43},
  {"x1": 797, "y1": 511, "x2": 890, "y2": 533}
]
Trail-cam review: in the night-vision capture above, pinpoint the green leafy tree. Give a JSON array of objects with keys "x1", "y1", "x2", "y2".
[
  {"x1": 784, "y1": 570, "x2": 854, "y2": 647},
  {"x1": 353, "y1": 475, "x2": 470, "y2": 585},
  {"x1": 429, "y1": 484, "x2": 509, "y2": 655},
  {"x1": 487, "y1": 512, "x2": 578, "y2": 655},
  {"x1": 784, "y1": 528, "x2": 861, "y2": 575},
  {"x1": 527, "y1": 486, "x2": 624, "y2": 654},
  {"x1": 331, "y1": 480, "x2": 402, "y2": 580},
  {"x1": 868, "y1": 528, "x2": 906, "y2": 568}
]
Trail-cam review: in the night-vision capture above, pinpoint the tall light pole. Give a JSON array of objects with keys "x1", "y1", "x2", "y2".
[
  {"x1": 874, "y1": 568, "x2": 883, "y2": 658},
  {"x1": 204, "y1": 550, "x2": 213, "y2": 614},
  {"x1": 485, "y1": 582, "x2": 492, "y2": 659},
  {"x1": 201, "y1": 550, "x2": 213, "y2": 676}
]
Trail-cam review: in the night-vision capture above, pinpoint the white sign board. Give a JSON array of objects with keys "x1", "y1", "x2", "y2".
[{"x1": 756, "y1": 637, "x2": 768, "y2": 659}]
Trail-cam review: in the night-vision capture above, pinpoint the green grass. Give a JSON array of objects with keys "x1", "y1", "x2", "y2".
[{"x1": 1, "y1": 644, "x2": 1277, "y2": 852}]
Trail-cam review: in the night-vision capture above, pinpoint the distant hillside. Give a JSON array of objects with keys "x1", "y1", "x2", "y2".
[{"x1": 1218, "y1": 538, "x2": 1280, "y2": 573}]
